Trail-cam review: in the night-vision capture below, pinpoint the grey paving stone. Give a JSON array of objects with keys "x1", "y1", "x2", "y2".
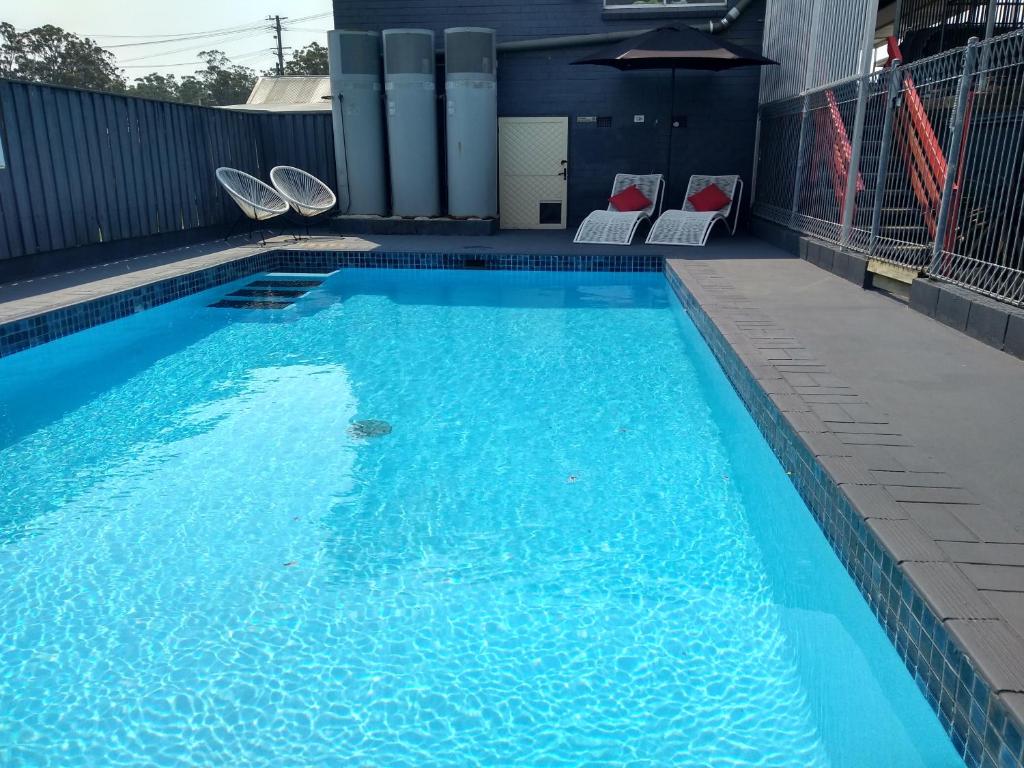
[
  {"x1": 939, "y1": 542, "x2": 1024, "y2": 566},
  {"x1": 819, "y1": 454, "x2": 875, "y2": 485},
  {"x1": 782, "y1": 371, "x2": 817, "y2": 387},
  {"x1": 798, "y1": 430, "x2": 854, "y2": 459},
  {"x1": 958, "y1": 563, "x2": 1024, "y2": 592},
  {"x1": 867, "y1": 519, "x2": 945, "y2": 563},
  {"x1": 850, "y1": 444, "x2": 944, "y2": 473},
  {"x1": 768, "y1": 393, "x2": 811, "y2": 413},
  {"x1": 809, "y1": 372, "x2": 848, "y2": 388},
  {"x1": 904, "y1": 562, "x2": 1000, "y2": 620},
  {"x1": 946, "y1": 619, "x2": 1024, "y2": 692},
  {"x1": 784, "y1": 411, "x2": 829, "y2": 434},
  {"x1": 981, "y1": 592, "x2": 1024, "y2": 641},
  {"x1": 966, "y1": 298, "x2": 1011, "y2": 349},
  {"x1": 810, "y1": 403, "x2": 853, "y2": 422},
  {"x1": 901, "y1": 502, "x2": 981, "y2": 541},
  {"x1": 760, "y1": 378, "x2": 796, "y2": 395},
  {"x1": 828, "y1": 422, "x2": 904, "y2": 435},
  {"x1": 872, "y1": 470, "x2": 961, "y2": 488},
  {"x1": 954, "y1": 506, "x2": 1024, "y2": 545},
  {"x1": 884, "y1": 485, "x2": 977, "y2": 505},
  {"x1": 909, "y1": 278, "x2": 941, "y2": 318},
  {"x1": 796, "y1": 387, "x2": 862, "y2": 396},
  {"x1": 838, "y1": 403, "x2": 889, "y2": 424},
  {"x1": 842, "y1": 483, "x2": 906, "y2": 519},
  {"x1": 799, "y1": 393, "x2": 869, "y2": 405},
  {"x1": 836, "y1": 432, "x2": 913, "y2": 446},
  {"x1": 773, "y1": 363, "x2": 830, "y2": 373},
  {"x1": 935, "y1": 284, "x2": 972, "y2": 332}
]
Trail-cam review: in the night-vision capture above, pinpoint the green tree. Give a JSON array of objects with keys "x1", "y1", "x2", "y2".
[
  {"x1": 0, "y1": 22, "x2": 125, "y2": 91},
  {"x1": 178, "y1": 49, "x2": 256, "y2": 106},
  {"x1": 128, "y1": 72, "x2": 181, "y2": 101},
  {"x1": 285, "y1": 41, "x2": 328, "y2": 75}
]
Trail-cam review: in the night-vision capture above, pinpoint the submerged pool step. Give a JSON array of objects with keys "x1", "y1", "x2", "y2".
[
  {"x1": 248, "y1": 279, "x2": 324, "y2": 288},
  {"x1": 229, "y1": 288, "x2": 308, "y2": 299},
  {"x1": 209, "y1": 299, "x2": 294, "y2": 310}
]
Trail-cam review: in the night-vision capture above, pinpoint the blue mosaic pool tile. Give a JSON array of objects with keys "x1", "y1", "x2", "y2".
[{"x1": 663, "y1": 262, "x2": 1024, "y2": 768}]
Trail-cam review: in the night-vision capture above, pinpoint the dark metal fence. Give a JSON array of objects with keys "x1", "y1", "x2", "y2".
[
  {"x1": 754, "y1": 29, "x2": 1024, "y2": 306},
  {"x1": 0, "y1": 79, "x2": 334, "y2": 263}
]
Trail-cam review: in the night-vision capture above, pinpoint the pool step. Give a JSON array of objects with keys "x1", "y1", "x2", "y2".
[
  {"x1": 209, "y1": 277, "x2": 325, "y2": 310},
  {"x1": 229, "y1": 288, "x2": 308, "y2": 299},
  {"x1": 209, "y1": 299, "x2": 295, "y2": 310}
]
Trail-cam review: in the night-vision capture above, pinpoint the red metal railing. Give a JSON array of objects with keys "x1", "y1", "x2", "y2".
[{"x1": 886, "y1": 35, "x2": 969, "y2": 251}]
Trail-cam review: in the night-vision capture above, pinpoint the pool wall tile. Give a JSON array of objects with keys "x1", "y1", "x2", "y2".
[{"x1": 663, "y1": 261, "x2": 1024, "y2": 768}]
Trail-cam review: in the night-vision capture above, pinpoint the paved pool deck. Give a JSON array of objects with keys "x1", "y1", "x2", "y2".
[{"x1": 2, "y1": 228, "x2": 1024, "y2": 739}]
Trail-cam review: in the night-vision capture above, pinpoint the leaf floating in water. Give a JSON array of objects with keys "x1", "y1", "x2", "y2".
[
  {"x1": 348, "y1": 419, "x2": 393, "y2": 439},
  {"x1": 283, "y1": 561, "x2": 297, "y2": 567},
  {"x1": 567, "y1": 475, "x2": 578, "y2": 484}
]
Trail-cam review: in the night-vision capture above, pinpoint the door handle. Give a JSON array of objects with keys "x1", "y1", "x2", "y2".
[{"x1": 559, "y1": 160, "x2": 568, "y2": 180}]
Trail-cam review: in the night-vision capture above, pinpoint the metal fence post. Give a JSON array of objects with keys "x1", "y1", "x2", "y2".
[
  {"x1": 839, "y1": 0, "x2": 879, "y2": 246},
  {"x1": 840, "y1": 75, "x2": 869, "y2": 246},
  {"x1": 930, "y1": 38, "x2": 980, "y2": 271},
  {"x1": 790, "y1": 95, "x2": 812, "y2": 228},
  {"x1": 869, "y1": 60, "x2": 902, "y2": 254}
]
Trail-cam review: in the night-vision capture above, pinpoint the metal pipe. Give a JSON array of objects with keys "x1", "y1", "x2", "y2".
[
  {"x1": 494, "y1": 0, "x2": 756, "y2": 53},
  {"x1": 930, "y1": 37, "x2": 980, "y2": 271}
]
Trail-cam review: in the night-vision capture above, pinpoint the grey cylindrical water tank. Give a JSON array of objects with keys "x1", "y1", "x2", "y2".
[
  {"x1": 383, "y1": 29, "x2": 440, "y2": 217},
  {"x1": 328, "y1": 30, "x2": 387, "y2": 216},
  {"x1": 445, "y1": 28, "x2": 497, "y2": 218}
]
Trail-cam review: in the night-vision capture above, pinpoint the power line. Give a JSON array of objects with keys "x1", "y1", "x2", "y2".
[
  {"x1": 84, "y1": 18, "x2": 271, "y2": 42},
  {"x1": 104, "y1": 24, "x2": 271, "y2": 50},
  {"x1": 117, "y1": 30, "x2": 268, "y2": 62},
  {"x1": 120, "y1": 48, "x2": 271, "y2": 69}
]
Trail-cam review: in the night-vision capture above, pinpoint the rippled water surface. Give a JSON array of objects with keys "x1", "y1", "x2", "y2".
[{"x1": 0, "y1": 269, "x2": 963, "y2": 766}]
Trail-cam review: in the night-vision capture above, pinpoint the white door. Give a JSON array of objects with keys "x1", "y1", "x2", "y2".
[{"x1": 498, "y1": 117, "x2": 568, "y2": 229}]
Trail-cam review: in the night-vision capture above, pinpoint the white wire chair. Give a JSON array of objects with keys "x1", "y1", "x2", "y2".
[
  {"x1": 646, "y1": 175, "x2": 743, "y2": 247},
  {"x1": 269, "y1": 166, "x2": 337, "y2": 218},
  {"x1": 573, "y1": 174, "x2": 664, "y2": 245},
  {"x1": 215, "y1": 167, "x2": 290, "y2": 222}
]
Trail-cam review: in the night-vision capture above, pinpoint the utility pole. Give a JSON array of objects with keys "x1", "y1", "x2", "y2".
[{"x1": 267, "y1": 15, "x2": 288, "y2": 76}]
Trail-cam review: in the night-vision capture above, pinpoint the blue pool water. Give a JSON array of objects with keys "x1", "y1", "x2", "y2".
[{"x1": 0, "y1": 269, "x2": 963, "y2": 767}]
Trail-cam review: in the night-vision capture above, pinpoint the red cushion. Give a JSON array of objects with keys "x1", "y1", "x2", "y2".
[
  {"x1": 688, "y1": 183, "x2": 731, "y2": 212},
  {"x1": 608, "y1": 184, "x2": 652, "y2": 212}
]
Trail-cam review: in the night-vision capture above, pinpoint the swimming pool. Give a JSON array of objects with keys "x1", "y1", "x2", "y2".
[{"x1": 0, "y1": 268, "x2": 963, "y2": 766}]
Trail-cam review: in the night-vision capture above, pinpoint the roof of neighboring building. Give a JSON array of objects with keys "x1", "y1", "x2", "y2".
[{"x1": 221, "y1": 75, "x2": 332, "y2": 113}]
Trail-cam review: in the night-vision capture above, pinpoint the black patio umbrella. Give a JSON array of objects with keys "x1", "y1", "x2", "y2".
[{"x1": 572, "y1": 26, "x2": 778, "y2": 196}]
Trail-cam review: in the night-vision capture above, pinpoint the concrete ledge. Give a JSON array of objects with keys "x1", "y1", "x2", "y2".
[
  {"x1": 911, "y1": 278, "x2": 1023, "y2": 358},
  {"x1": 910, "y1": 278, "x2": 941, "y2": 318},
  {"x1": 332, "y1": 215, "x2": 498, "y2": 237}
]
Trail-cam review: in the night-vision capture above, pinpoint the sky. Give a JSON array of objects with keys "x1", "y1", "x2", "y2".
[{"x1": 3, "y1": 0, "x2": 333, "y2": 80}]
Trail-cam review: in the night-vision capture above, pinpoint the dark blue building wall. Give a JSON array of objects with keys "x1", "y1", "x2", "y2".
[{"x1": 333, "y1": 0, "x2": 765, "y2": 226}]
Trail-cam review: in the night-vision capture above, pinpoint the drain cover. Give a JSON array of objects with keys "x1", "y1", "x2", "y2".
[{"x1": 348, "y1": 419, "x2": 392, "y2": 438}]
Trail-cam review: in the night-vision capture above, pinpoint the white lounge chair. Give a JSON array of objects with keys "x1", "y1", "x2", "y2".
[
  {"x1": 646, "y1": 175, "x2": 742, "y2": 247},
  {"x1": 573, "y1": 173, "x2": 664, "y2": 246},
  {"x1": 215, "y1": 167, "x2": 290, "y2": 222},
  {"x1": 269, "y1": 166, "x2": 337, "y2": 218}
]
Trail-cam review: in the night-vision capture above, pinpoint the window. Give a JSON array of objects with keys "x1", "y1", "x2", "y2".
[{"x1": 604, "y1": 0, "x2": 727, "y2": 9}]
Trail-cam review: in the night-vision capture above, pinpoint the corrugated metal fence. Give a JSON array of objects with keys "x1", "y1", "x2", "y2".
[
  {"x1": 754, "y1": 29, "x2": 1024, "y2": 307},
  {"x1": 0, "y1": 78, "x2": 334, "y2": 263}
]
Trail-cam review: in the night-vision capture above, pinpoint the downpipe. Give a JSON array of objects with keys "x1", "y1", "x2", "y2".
[{"x1": 493, "y1": 0, "x2": 756, "y2": 54}]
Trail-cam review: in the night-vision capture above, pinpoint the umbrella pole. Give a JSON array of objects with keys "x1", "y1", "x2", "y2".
[{"x1": 666, "y1": 68, "x2": 676, "y2": 202}]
